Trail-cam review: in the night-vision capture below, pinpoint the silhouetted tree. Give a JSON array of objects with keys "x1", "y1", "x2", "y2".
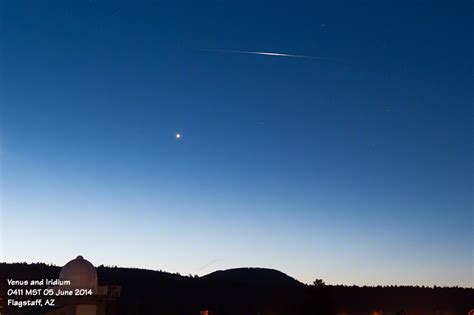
[{"x1": 313, "y1": 279, "x2": 326, "y2": 287}]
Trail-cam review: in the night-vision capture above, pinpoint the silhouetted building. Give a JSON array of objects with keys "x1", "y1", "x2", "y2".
[{"x1": 46, "y1": 256, "x2": 121, "y2": 315}]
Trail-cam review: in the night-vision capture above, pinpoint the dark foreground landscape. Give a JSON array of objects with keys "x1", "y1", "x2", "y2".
[{"x1": 0, "y1": 262, "x2": 472, "y2": 315}]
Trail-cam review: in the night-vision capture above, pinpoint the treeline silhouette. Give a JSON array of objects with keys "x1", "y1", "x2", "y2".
[{"x1": 0, "y1": 262, "x2": 472, "y2": 315}]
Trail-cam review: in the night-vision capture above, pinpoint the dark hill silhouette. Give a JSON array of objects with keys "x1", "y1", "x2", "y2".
[
  {"x1": 202, "y1": 267, "x2": 304, "y2": 288},
  {"x1": 198, "y1": 268, "x2": 307, "y2": 315},
  {"x1": 1, "y1": 262, "x2": 472, "y2": 315}
]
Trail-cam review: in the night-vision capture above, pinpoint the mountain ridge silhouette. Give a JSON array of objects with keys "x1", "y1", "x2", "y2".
[{"x1": 1, "y1": 262, "x2": 472, "y2": 315}]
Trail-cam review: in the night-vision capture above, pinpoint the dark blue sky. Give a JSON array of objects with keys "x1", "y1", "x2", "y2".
[{"x1": 1, "y1": 0, "x2": 472, "y2": 286}]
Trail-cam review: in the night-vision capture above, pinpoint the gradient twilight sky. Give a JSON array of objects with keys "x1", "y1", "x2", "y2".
[{"x1": 0, "y1": 0, "x2": 472, "y2": 287}]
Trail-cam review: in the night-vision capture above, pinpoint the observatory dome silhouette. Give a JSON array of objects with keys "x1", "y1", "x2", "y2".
[{"x1": 59, "y1": 255, "x2": 98, "y2": 293}]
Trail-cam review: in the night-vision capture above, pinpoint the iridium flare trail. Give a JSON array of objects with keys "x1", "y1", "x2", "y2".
[{"x1": 198, "y1": 48, "x2": 344, "y2": 62}]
